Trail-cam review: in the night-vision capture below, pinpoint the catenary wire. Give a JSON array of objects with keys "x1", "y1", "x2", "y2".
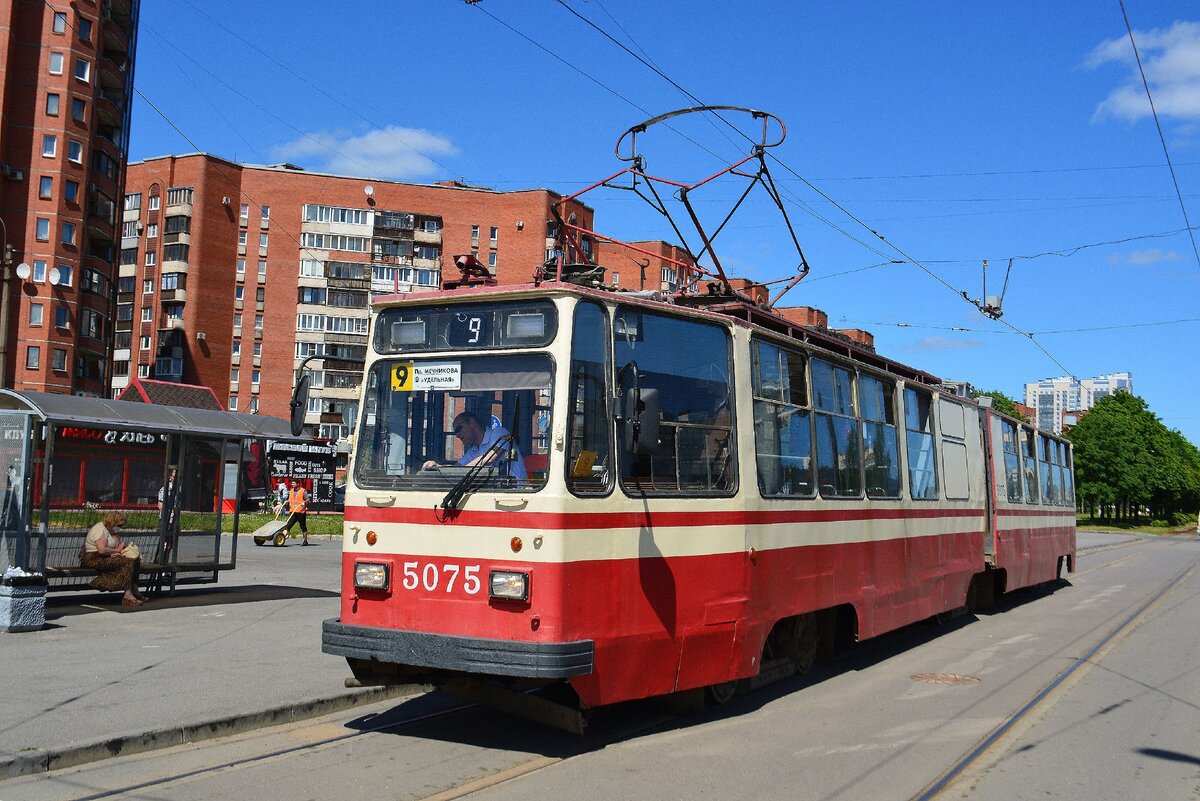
[{"x1": 1118, "y1": 0, "x2": 1200, "y2": 272}]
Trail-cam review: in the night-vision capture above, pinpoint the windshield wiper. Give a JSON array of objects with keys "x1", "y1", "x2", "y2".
[{"x1": 438, "y1": 397, "x2": 522, "y2": 513}]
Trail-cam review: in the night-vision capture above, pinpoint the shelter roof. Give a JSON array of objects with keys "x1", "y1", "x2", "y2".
[
  {"x1": 117, "y1": 379, "x2": 223, "y2": 411},
  {"x1": 0, "y1": 389, "x2": 301, "y2": 441}
]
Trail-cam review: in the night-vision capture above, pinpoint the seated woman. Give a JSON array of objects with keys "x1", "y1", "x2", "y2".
[{"x1": 80, "y1": 512, "x2": 148, "y2": 606}]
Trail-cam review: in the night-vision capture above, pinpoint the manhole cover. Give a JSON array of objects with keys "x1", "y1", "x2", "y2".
[{"x1": 911, "y1": 673, "x2": 981, "y2": 686}]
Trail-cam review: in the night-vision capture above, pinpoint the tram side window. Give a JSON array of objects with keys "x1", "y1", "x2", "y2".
[
  {"x1": 1020, "y1": 426, "x2": 1040, "y2": 504},
  {"x1": 1061, "y1": 442, "x2": 1075, "y2": 505},
  {"x1": 752, "y1": 340, "x2": 813, "y2": 498},
  {"x1": 860, "y1": 374, "x2": 900, "y2": 498},
  {"x1": 567, "y1": 300, "x2": 612, "y2": 495},
  {"x1": 1038, "y1": 434, "x2": 1059, "y2": 505},
  {"x1": 904, "y1": 387, "x2": 938, "y2": 500},
  {"x1": 614, "y1": 307, "x2": 734, "y2": 495},
  {"x1": 812, "y1": 358, "x2": 861, "y2": 498},
  {"x1": 1000, "y1": 419, "x2": 1022, "y2": 502},
  {"x1": 938, "y1": 398, "x2": 970, "y2": 500}
]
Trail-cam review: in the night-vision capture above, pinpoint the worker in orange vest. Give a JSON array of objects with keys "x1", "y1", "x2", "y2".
[{"x1": 283, "y1": 479, "x2": 310, "y2": 545}]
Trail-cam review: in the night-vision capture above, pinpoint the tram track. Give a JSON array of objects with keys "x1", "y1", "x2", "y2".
[{"x1": 911, "y1": 546, "x2": 1200, "y2": 800}]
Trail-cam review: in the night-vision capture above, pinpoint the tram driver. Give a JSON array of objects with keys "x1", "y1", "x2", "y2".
[{"x1": 422, "y1": 411, "x2": 527, "y2": 480}]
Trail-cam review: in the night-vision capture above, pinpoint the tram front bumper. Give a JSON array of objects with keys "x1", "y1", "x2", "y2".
[{"x1": 322, "y1": 619, "x2": 594, "y2": 679}]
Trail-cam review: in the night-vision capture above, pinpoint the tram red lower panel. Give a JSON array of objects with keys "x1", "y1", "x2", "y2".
[
  {"x1": 993, "y1": 523, "x2": 1076, "y2": 592},
  {"x1": 339, "y1": 528, "x2": 988, "y2": 707}
]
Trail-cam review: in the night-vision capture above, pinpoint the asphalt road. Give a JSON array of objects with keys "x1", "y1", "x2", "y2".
[{"x1": 3, "y1": 531, "x2": 1198, "y2": 801}]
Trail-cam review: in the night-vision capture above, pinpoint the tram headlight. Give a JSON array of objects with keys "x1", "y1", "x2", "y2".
[
  {"x1": 489, "y1": 570, "x2": 529, "y2": 602},
  {"x1": 354, "y1": 562, "x2": 390, "y2": 591}
]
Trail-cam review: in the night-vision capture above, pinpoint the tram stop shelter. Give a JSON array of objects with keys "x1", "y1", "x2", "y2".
[{"x1": 0, "y1": 389, "x2": 304, "y2": 595}]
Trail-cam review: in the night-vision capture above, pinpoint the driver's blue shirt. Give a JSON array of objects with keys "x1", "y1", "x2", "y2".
[{"x1": 459, "y1": 424, "x2": 527, "y2": 480}]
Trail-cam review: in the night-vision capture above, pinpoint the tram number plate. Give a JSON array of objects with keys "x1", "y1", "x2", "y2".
[{"x1": 401, "y1": 561, "x2": 482, "y2": 595}]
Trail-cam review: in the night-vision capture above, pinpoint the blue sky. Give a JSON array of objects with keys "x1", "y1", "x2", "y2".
[{"x1": 129, "y1": 1, "x2": 1200, "y2": 446}]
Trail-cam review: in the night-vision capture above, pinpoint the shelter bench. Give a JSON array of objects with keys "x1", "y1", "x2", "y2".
[{"x1": 39, "y1": 529, "x2": 229, "y2": 594}]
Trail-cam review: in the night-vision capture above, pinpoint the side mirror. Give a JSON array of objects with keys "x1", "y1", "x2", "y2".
[
  {"x1": 623, "y1": 386, "x2": 660, "y2": 455},
  {"x1": 289, "y1": 374, "x2": 311, "y2": 436}
]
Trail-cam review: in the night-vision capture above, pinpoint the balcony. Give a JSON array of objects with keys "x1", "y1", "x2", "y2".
[
  {"x1": 160, "y1": 288, "x2": 186, "y2": 303},
  {"x1": 323, "y1": 331, "x2": 366, "y2": 347},
  {"x1": 114, "y1": 318, "x2": 132, "y2": 333},
  {"x1": 162, "y1": 231, "x2": 191, "y2": 246},
  {"x1": 161, "y1": 259, "x2": 188, "y2": 274},
  {"x1": 413, "y1": 228, "x2": 441, "y2": 245},
  {"x1": 328, "y1": 275, "x2": 371, "y2": 291}
]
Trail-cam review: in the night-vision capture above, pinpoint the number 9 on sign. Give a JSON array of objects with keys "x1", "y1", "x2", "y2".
[{"x1": 391, "y1": 363, "x2": 413, "y2": 391}]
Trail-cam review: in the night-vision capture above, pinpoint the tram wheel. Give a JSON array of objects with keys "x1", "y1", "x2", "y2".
[
  {"x1": 705, "y1": 680, "x2": 738, "y2": 705},
  {"x1": 274, "y1": 532, "x2": 287, "y2": 547}
]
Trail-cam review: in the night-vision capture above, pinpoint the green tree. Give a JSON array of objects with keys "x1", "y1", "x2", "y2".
[
  {"x1": 1067, "y1": 392, "x2": 1200, "y2": 523},
  {"x1": 973, "y1": 390, "x2": 1030, "y2": 423}
]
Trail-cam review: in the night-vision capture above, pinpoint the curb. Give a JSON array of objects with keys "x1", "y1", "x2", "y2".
[{"x1": 1, "y1": 684, "x2": 418, "y2": 778}]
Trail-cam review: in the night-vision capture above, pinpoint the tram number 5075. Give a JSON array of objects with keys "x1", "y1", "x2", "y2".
[{"x1": 401, "y1": 561, "x2": 482, "y2": 594}]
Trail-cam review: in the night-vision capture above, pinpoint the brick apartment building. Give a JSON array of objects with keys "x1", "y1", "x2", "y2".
[
  {"x1": 119, "y1": 154, "x2": 596, "y2": 438},
  {"x1": 0, "y1": 0, "x2": 139, "y2": 394}
]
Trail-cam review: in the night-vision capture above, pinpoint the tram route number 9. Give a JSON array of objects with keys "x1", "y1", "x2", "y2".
[{"x1": 401, "y1": 561, "x2": 482, "y2": 594}]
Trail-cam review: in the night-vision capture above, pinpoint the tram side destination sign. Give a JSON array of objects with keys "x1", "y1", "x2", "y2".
[
  {"x1": 267, "y1": 440, "x2": 338, "y2": 507},
  {"x1": 391, "y1": 362, "x2": 461, "y2": 392}
]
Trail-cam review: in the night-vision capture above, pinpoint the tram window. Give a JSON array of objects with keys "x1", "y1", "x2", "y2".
[
  {"x1": 1000, "y1": 419, "x2": 1022, "y2": 502},
  {"x1": 904, "y1": 387, "x2": 938, "y2": 500},
  {"x1": 752, "y1": 340, "x2": 813, "y2": 498},
  {"x1": 1061, "y1": 442, "x2": 1075, "y2": 504},
  {"x1": 566, "y1": 300, "x2": 612, "y2": 496},
  {"x1": 1020, "y1": 427, "x2": 1040, "y2": 504},
  {"x1": 860, "y1": 374, "x2": 900, "y2": 498},
  {"x1": 354, "y1": 353, "x2": 553, "y2": 492},
  {"x1": 614, "y1": 307, "x2": 734, "y2": 496},
  {"x1": 938, "y1": 399, "x2": 970, "y2": 500},
  {"x1": 1038, "y1": 433, "x2": 1059, "y2": 504},
  {"x1": 812, "y1": 358, "x2": 862, "y2": 498}
]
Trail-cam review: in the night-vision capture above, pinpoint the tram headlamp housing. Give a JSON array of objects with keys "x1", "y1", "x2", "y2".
[
  {"x1": 354, "y1": 562, "x2": 390, "y2": 591},
  {"x1": 489, "y1": 570, "x2": 529, "y2": 602}
]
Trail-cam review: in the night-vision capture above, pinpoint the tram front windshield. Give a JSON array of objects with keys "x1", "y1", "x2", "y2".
[{"x1": 354, "y1": 353, "x2": 552, "y2": 491}]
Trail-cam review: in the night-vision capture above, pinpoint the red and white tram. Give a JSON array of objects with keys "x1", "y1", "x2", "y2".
[
  {"x1": 320, "y1": 107, "x2": 1075, "y2": 722},
  {"x1": 321, "y1": 282, "x2": 1076, "y2": 714}
]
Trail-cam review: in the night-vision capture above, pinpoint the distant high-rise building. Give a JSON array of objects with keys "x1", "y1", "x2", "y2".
[
  {"x1": 1024, "y1": 372, "x2": 1133, "y2": 434},
  {"x1": 0, "y1": 0, "x2": 139, "y2": 394},
  {"x1": 119, "y1": 154, "x2": 596, "y2": 439}
]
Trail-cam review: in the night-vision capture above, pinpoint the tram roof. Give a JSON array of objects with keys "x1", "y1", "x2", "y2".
[{"x1": 0, "y1": 389, "x2": 303, "y2": 441}]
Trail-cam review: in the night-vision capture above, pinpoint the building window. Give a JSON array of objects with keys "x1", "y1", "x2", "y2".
[
  {"x1": 165, "y1": 187, "x2": 193, "y2": 205},
  {"x1": 231, "y1": 341, "x2": 241, "y2": 355},
  {"x1": 32, "y1": 260, "x2": 47, "y2": 282},
  {"x1": 52, "y1": 12, "x2": 67, "y2": 33},
  {"x1": 236, "y1": 258, "x2": 245, "y2": 275},
  {"x1": 488, "y1": 252, "x2": 497, "y2": 268},
  {"x1": 148, "y1": 196, "x2": 160, "y2": 211},
  {"x1": 253, "y1": 342, "x2": 262, "y2": 357},
  {"x1": 26, "y1": 346, "x2": 40, "y2": 370},
  {"x1": 165, "y1": 304, "x2": 183, "y2": 320},
  {"x1": 261, "y1": 205, "x2": 270, "y2": 221},
  {"x1": 67, "y1": 140, "x2": 83, "y2": 163},
  {"x1": 39, "y1": 176, "x2": 53, "y2": 199},
  {"x1": 489, "y1": 226, "x2": 498, "y2": 242},
  {"x1": 233, "y1": 313, "x2": 242, "y2": 328},
  {"x1": 73, "y1": 57, "x2": 90, "y2": 82},
  {"x1": 46, "y1": 93, "x2": 60, "y2": 116},
  {"x1": 254, "y1": 314, "x2": 263, "y2": 330},
  {"x1": 55, "y1": 306, "x2": 70, "y2": 328},
  {"x1": 145, "y1": 251, "x2": 157, "y2": 266},
  {"x1": 141, "y1": 307, "x2": 152, "y2": 322},
  {"x1": 248, "y1": 398, "x2": 258, "y2": 413},
  {"x1": 120, "y1": 220, "x2": 137, "y2": 238},
  {"x1": 239, "y1": 204, "x2": 249, "y2": 225},
  {"x1": 138, "y1": 364, "x2": 150, "y2": 377},
  {"x1": 71, "y1": 98, "x2": 86, "y2": 122},
  {"x1": 35, "y1": 218, "x2": 51, "y2": 241},
  {"x1": 52, "y1": 349, "x2": 67, "y2": 371},
  {"x1": 58, "y1": 264, "x2": 72, "y2": 286},
  {"x1": 140, "y1": 335, "x2": 151, "y2": 349},
  {"x1": 42, "y1": 135, "x2": 57, "y2": 157},
  {"x1": 251, "y1": 370, "x2": 260, "y2": 386},
  {"x1": 238, "y1": 231, "x2": 247, "y2": 247},
  {"x1": 64, "y1": 180, "x2": 79, "y2": 203},
  {"x1": 143, "y1": 279, "x2": 153, "y2": 293},
  {"x1": 257, "y1": 260, "x2": 267, "y2": 276},
  {"x1": 230, "y1": 368, "x2": 240, "y2": 383},
  {"x1": 30, "y1": 303, "x2": 44, "y2": 326},
  {"x1": 123, "y1": 193, "x2": 141, "y2": 211},
  {"x1": 116, "y1": 304, "x2": 132, "y2": 321},
  {"x1": 234, "y1": 285, "x2": 244, "y2": 300},
  {"x1": 228, "y1": 396, "x2": 238, "y2": 411},
  {"x1": 255, "y1": 287, "x2": 265, "y2": 303},
  {"x1": 259, "y1": 233, "x2": 268, "y2": 248},
  {"x1": 49, "y1": 52, "x2": 64, "y2": 74},
  {"x1": 60, "y1": 222, "x2": 76, "y2": 245}
]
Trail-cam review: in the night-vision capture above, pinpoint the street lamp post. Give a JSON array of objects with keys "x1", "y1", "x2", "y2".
[{"x1": 0, "y1": 216, "x2": 12, "y2": 388}]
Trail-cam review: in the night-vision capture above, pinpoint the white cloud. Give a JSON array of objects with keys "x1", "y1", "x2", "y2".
[
  {"x1": 1107, "y1": 248, "x2": 1183, "y2": 266},
  {"x1": 906, "y1": 337, "x2": 984, "y2": 352},
  {"x1": 1087, "y1": 20, "x2": 1200, "y2": 122},
  {"x1": 272, "y1": 126, "x2": 458, "y2": 180}
]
